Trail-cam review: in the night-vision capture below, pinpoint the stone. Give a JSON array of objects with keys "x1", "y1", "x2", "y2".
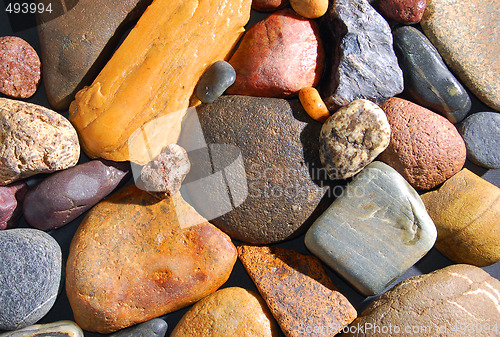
[
  {"x1": 421, "y1": 169, "x2": 500, "y2": 266},
  {"x1": 170, "y1": 287, "x2": 279, "y2": 337},
  {"x1": 378, "y1": 97, "x2": 466, "y2": 190},
  {"x1": 320, "y1": 0, "x2": 403, "y2": 110},
  {"x1": 319, "y1": 99, "x2": 391, "y2": 180},
  {"x1": 344, "y1": 264, "x2": 500, "y2": 337},
  {"x1": 298, "y1": 87, "x2": 330, "y2": 123},
  {"x1": 196, "y1": 61, "x2": 236, "y2": 104},
  {"x1": 0, "y1": 98, "x2": 80, "y2": 186},
  {"x1": 379, "y1": 0, "x2": 426, "y2": 24},
  {"x1": 227, "y1": 9, "x2": 324, "y2": 98},
  {"x1": 180, "y1": 95, "x2": 327, "y2": 244},
  {"x1": 290, "y1": 0, "x2": 329, "y2": 19},
  {"x1": 393, "y1": 26, "x2": 471, "y2": 124},
  {"x1": 252, "y1": 0, "x2": 289, "y2": 11},
  {"x1": 421, "y1": 0, "x2": 500, "y2": 110},
  {"x1": 0, "y1": 181, "x2": 28, "y2": 230},
  {"x1": 0, "y1": 228, "x2": 62, "y2": 330},
  {"x1": 0, "y1": 321, "x2": 83, "y2": 337},
  {"x1": 110, "y1": 319, "x2": 168, "y2": 337},
  {"x1": 459, "y1": 112, "x2": 500, "y2": 169},
  {"x1": 238, "y1": 245, "x2": 357, "y2": 336},
  {"x1": 36, "y1": 0, "x2": 152, "y2": 110},
  {"x1": 66, "y1": 184, "x2": 237, "y2": 333},
  {"x1": 305, "y1": 161, "x2": 437, "y2": 296}
]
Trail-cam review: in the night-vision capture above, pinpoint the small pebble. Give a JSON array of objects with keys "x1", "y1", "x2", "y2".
[
  {"x1": 252, "y1": 0, "x2": 289, "y2": 11},
  {"x1": 290, "y1": 0, "x2": 328, "y2": 19},
  {"x1": 196, "y1": 61, "x2": 236, "y2": 103},
  {"x1": 0, "y1": 181, "x2": 28, "y2": 230},
  {"x1": 298, "y1": 87, "x2": 330, "y2": 122},
  {"x1": 110, "y1": 318, "x2": 168, "y2": 337},
  {"x1": 378, "y1": 0, "x2": 426, "y2": 24}
]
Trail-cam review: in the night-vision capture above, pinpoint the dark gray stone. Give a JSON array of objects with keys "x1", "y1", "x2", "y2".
[
  {"x1": 320, "y1": 0, "x2": 403, "y2": 110},
  {"x1": 196, "y1": 61, "x2": 236, "y2": 103},
  {"x1": 459, "y1": 112, "x2": 500, "y2": 169},
  {"x1": 110, "y1": 318, "x2": 168, "y2": 337},
  {"x1": 393, "y1": 26, "x2": 471, "y2": 124},
  {"x1": 0, "y1": 229, "x2": 62, "y2": 330},
  {"x1": 0, "y1": 320, "x2": 83, "y2": 337}
]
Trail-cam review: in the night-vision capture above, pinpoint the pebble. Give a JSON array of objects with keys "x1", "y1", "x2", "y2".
[
  {"x1": 110, "y1": 319, "x2": 168, "y2": 337},
  {"x1": 319, "y1": 99, "x2": 391, "y2": 180},
  {"x1": 0, "y1": 228, "x2": 62, "y2": 330},
  {"x1": 378, "y1": 0, "x2": 426, "y2": 24},
  {"x1": 170, "y1": 287, "x2": 279, "y2": 337},
  {"x1": 421, "y1": 169, "x2": 500, "y2": 266},
  {"x1": 196, "y1": 61, "x2": 236, "y2": 103},
  {"x1": 0, "y1": 182, "x2": 28, "y2": 230},
  {"x1": 393, "y1": 26, "x2": 471, "y2": 124},
  {"x1": 305, "y1": 161, "x2": 437, "y2": 296},
  {"x1": 459, "y1": 112, "x2": 500, "y2": 169},
  {"x1": 252, "y1": 0, "x2": 289, "y2": 11},
  {"x1": 0, "y1": 321, "x2": 83, "y2": 337},
  {"x1": 378, "y1": 97, "x2": 466, "y2": 190},
  {"x1": 290, "y1": 0, "x2": 329, "y2": 19},
  {"x1": 298, "y1": 87, "x2": 330, "y2": 122}
]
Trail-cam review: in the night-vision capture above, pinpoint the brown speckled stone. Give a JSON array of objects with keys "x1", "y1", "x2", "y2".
[
  {"x1": 238, "y1": 245, "x2": 357, "y2": 337},
  {"x1": 421, "y1": 0, "x2": 500, "y2": 110}
]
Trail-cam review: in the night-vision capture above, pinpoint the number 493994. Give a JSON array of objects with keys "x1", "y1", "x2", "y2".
[{"x1": 5, "y1": 2, "x2": 53, "y2": 14}]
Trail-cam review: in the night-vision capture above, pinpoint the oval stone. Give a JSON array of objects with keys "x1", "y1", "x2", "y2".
[
  {"x1": 196, "y1": 61, "x2": 236, "y2": 104},
  {"x1": 379, "y1": 0, "x2": 426, "y2": 24},
  {"x1": 0, "y1": 321, "x2": 83, "y2": 337},
  {"x1": 110, "y1": 319, "x2": 168, "y2": 337}
]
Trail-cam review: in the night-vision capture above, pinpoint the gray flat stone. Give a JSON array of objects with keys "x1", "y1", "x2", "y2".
[
  {"x1": 110, "y1": 318, "x2": 168, "y2": 337},
  {"x1": 0, "y1": 320, "x2": 83, "y2": 337}
]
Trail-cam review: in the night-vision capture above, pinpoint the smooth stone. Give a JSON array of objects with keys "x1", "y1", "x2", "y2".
[
  {"x1": 421, "y1": 0, "x2": 500, "y2": 110},
  {"x1": 459, "y1": 112, "x2": 500, "y2": 169},
  {"x1": 379, "y1": 0, "x2": 426, "y2": 24},
  {"x1": 227, "y1": 9, "x2": 324, "y2": 98},
  {"x1": 237, "y1": 245, "x2": 357, "y2": 337},
  {"x1": 320, "y1": 0, "x2": 403, "y2": 110},
  {"x1": 290, "y1": 0, "x2": 329, "y2": 19},
  {"x1": 319, "y1": 99, "x2": 391, "y2": 179},
  {"x1": 66, "y1": 185, "x2": 237, "y2": 333},
  {"x1": 421, "y1": 169, "x2": 500, "y2": 266},
  {"x1": 252, "y1": 0, "x2": 289, "y2": 11},
  {"x1": 0, "y1": 229, "x2": 62, "y2": 330},
  {"x1": 393, "y1": 26, "x2": 471, "y2": 124},
  {"x1": 344, "y1": 265, "x2": 500, "y2": 337},
  {"x1": 170, "y1": 287, "x2": 279, "y2": 337},
  {"x1": 110, "y1": 319, "x2": 168, "y2": 337},
  {"x1": 0, "y1": 321, "x2": 83, "y2": 337},
  {"x1": 0, "y1": 182, "x2": 28, "y2": 230},
  {"x1": 305, "y1": 161, "x2": 437, "y2": 296},
  {"x1": 196, "y1": 61, "x2": 236, "y2": 104},
  {"x1": 378, "y1": 97, "x2": 466, "y2": 190}
]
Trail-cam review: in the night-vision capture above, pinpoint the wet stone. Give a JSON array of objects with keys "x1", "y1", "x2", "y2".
[{"x1": 196, "y1": 61, "x2": 236, "y2": 103}]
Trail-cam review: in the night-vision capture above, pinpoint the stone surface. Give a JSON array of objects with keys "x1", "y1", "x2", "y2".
[
  {"x1": 378, "y1": 97, "x2": 466, "y2": 190},
  {"x1": 0, "y1": 181, "x2": 28, "y2": 230},
  {"x1": 227, "y1": 9, "x2": 324, "y2": 98},
  {"x1": 421, "y1": 169, "x2": 500, "y2": 266},
  {"x1": 238, "y1": 245, "x2": 357, "y2": 337},
  {"x1": 421, "y1": 0, "x2": 500, "y2": 110},
  {"x1": 180, "y1": 95, "x2": 327, "y2": 244},
  {"x1": 0, "y1": 98, "x2": 80, "y2": 186},
  {"x1": 170, "y1": 287, "x2": 279, "y2": 337},
  {"x1": 379, "y1": 0, "x2": 426, "y2": 24},
  {"x1": 110, "y1": 319, "x2": 168, "y2": 337},
  {"x1": 298, "y1": 87, "x2": 330, "y2": 123},
  {"x1": 459, "y1": 112, "x2": 500, "y2": 169},
  {"x1": 393, "y1": 26, "x2": 471, "y2": 124},
  {"x1": 320, "y1": 0, "x2": 403, "y2": 110},
  {"x1": 319, "y1": 99, "x2": 391, "y2": 179},
  {"x1": 252, "y1": 0, "x2": 289, "y2": 11},
  {"x1": 305, "y1": 161, "x2": 437, "y2": 296},
  {"x1": 36, "y1": 0, "x2": 152, "y2": 110},
  {"x1": 0, "y1": 229, "x2": 62, "y2": 330},
  {"x1": 290, "y1": 0, "x2": 328, "y2": 19},
  {"x1": 66, "y1": 184, "x2": 237, "y2": 333},
  {"x1": 196, "y1": 61, "x2": 236, "y2": 104},
  {"x1": 0, "y1": 321, "x2": 83, "y2": 337},
  {"x1": 344, "y1": 264, "x2": 500, "y2": 337}
]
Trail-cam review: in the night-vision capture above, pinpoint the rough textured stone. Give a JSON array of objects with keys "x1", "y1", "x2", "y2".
[
  {"x1": 320, "y1": 0, "x2": 403, "y2": 110},
  {"x1": 170, "y1": 287, "x2": 279, "y2": 337},
  {"x1": 66, "y1": 184, "x2": 237, "y2": 333},
  {"x1": 110, "y1": 319, "x2": 168, "y2": 337},
  {"x1": 181, "y1": 95, "x2": 327, "y2": 244},
  {"x1": 345, "y1": 264, "x2": 500, "y2": 337},
  {"x1": 305, "y1": 162, "x2": 437, "y2": 296},
  {"x1": 421, "y1": 0, "x2": 500, "y2": 110},
  {"x1": 0, "y1": 98, "x2": 80, "y2": 186},
  {"x1": 0, "y1": 181, "x2": 28, "y2": 230},
  {"x1": 393, "y1": 26, "x2": 471, "y2": 124},
  {"x1": 290, "y1": 0, "x2": 329, "y2": 19},
  {"x1": 378, "y1": 97, "x2": 466, "y2": 190},
  {"x1": 196, "y1": 61, "x2": 236, "y2": 104},
  {"x1": 421, "y1": 169, "x2": 500, "y2": 266},
  {"x1": 379, "y1": 0, "x2": 426, "y2": 24},
  {"x1": 227, "y1": 9, "x2": 324, "y2": 98},
  {"x1": 252, "y1": 0, "x2": 289, "y2": 11},
  {"x1": 0, "y1": 321, "x2": 83, "y2": 337},
  {"x1": 238, "y1": 245, "x2": 357, "y2": 337},
  {"x1": 459, "y1": 112, "x2": 500, "y2": 169},
  {"x1": 0, "y1": 229, "x2": 62, "y2": 330},
  {"x1": 319, "y1": 99, "x2": 391, "y2": 179}
]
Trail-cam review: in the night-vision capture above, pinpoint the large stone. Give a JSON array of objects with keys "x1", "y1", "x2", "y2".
[
  {"x1": 0, "y1": 321, "x2": 83, "y2": 337},
  {"x1": 421, "y1": 0, "x2": 500, "y2": 110},
  {"x1": 0, "y1": 229, "x2": 62, "y2": 330},
  {"x1": 170, "y1": 287, "x2": 279, "y2": 337},
  {"x1": 421, "y1": 169, "x2": 500, "y2": 266},
  {"x1": 238, "y1": 245, "x2": 357, "y2": 337},
  {"x1": 0, "y1": 181, "x2": 28, "y2": 230},
  {"x1": 345, "y1": 264, "x2": 500, "y2": 337},
  {"x1": 305, "y1": 162, "x2": 437, "y2": 296},
  {"x1": 378, "y1": 97, "x2": 466, "y2": 190},
  {"x1": 110, "y1": 319, "x2": 168, "y2": 337},
  {"x1": 66, "y1": 185, "x2": 237, "y2": 333},
  {"x1": 320, "y1": 0, "x2": 403, "y2": 110},
  {"x1": 393, "y1": 26, "x2": 471, "y2": 124}
]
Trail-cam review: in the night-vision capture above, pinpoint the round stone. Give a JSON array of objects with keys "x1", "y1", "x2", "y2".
[
  {"x1": 290, "y1": 0, "x2": 328, "y2": 19},
  {"x1": 196, "y1": 61, "x2": 236, "y2": 103}
]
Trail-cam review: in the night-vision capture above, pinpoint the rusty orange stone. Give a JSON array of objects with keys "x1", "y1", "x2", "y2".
[{"x1": 299, "y1": 87, "x2": 330, "y2": 122}]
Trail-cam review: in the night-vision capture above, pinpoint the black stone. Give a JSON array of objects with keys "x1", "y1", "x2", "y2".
[
  {"x1": 393, "y1": 26, "x2": 471, "y2": 124},
  {"x1": 196, "y1": 61, "x2": 236, "y2": 104},
  {"x1": 110, "y1": 318, "x2": 168, "y2": 337}
]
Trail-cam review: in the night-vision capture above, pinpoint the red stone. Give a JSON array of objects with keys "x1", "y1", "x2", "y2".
[{"x1": 379, "y1": 0, "x2": 426, "y2": 24}]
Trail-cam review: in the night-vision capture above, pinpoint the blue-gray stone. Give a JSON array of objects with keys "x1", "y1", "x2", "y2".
[
  {"x1": 196, "y1": 61, "x2": 236, "y2": 104},
  {"x1": 110, "y1": 318, "x2": 168, "y2": 337},
  {"x1": 305, "y1": 161, "x2": 437, "y2": 296},
  {"x1": 0, "y1": 320, "x2": 83, "y2": 337},
  {"x1": 393, "y1": 26, "x2": 471, "y2": 124},
  {"x1": 0, "y1": 229, "x2": 62, "y2": 330},
  {"x1": 459, "y1": 112, "x2": 500, "y2": 169}
]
